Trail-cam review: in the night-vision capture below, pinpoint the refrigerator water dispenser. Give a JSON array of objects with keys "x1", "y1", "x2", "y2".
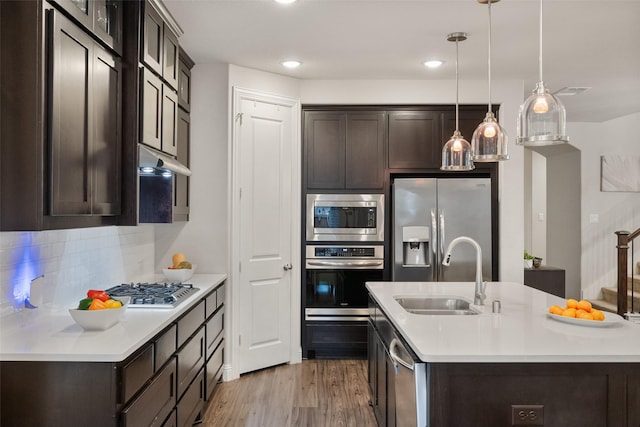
[{"x1": 402, "y1": 226, "x2": 430, "y2": 266}]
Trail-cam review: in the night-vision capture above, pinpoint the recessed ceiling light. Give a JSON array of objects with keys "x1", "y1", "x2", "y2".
[
  {"x1": 281, "y1": 60, "x2": 302, "y2": 69},
  {"x1": 424, "y1": 60, "x2": 443, "y2": 69},
  {"x1": 274, "y1": 0, "x2": 297, "y2": 4}
]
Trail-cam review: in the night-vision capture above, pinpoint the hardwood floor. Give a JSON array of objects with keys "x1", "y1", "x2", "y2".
[{"x1": 200, "y1": 359, "x2": 377, "y2": 427}]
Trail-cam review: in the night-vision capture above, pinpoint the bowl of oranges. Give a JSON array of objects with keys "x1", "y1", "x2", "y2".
[{"x1": 547, "y1": 299, "x2": 620, "y2": 327}]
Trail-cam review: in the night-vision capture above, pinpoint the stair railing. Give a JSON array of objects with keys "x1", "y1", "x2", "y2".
[{"x1": 616, "y1": 229, "x2": 640, "y2": 316}]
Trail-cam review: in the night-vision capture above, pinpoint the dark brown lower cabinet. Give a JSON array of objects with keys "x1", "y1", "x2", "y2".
[
  {"x1": 0, "y1": 282, "x2": 225, "y2": 427},
  {"x1": 122, "y1": 358, "x2": 176, "y2": 427}
]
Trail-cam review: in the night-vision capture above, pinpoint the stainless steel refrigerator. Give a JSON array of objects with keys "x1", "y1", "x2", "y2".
[{"x1": 392, "y1": 177, "x2": 493, "y2": 282}]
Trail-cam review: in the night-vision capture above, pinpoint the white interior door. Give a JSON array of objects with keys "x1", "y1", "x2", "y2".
[{"x1": 236, "y1": 93, "x2": 295, "y2": 374}]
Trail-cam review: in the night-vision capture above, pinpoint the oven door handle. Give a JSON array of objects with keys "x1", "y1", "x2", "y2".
[{"x1": 306, "y1": 260, "x2": 384, "y2": 268}]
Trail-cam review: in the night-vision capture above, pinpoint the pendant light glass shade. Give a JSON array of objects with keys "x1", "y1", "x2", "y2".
[
  {"x1": 516, "y1": 0, "x2": 569, "y2": 146},
  {"x1": 442, "y1": 130, "x2": 473, "y2": 171},
  {"x1": 517, "y1": 81, "x2": 569, "y2": 145},
  {"x1": 442, "y1": 32, "x2": 474, "y2": 171},
  {"x1": 472, "y1": 0, "x2": 509, "y2": 162}
]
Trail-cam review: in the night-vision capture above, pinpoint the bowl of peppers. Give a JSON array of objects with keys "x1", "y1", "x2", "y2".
[{"x1": 68, "y1": 290, "x2": 129, "y2": 331}]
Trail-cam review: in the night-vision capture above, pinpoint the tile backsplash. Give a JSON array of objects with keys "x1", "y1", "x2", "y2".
[{"x1": 0, "y1": 226, "x2": 155, "y2": 315}]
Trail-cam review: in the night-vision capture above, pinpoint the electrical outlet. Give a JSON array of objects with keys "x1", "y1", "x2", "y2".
[{"x1": 511, "y1": 405, "x2": 544, "y2": 426}]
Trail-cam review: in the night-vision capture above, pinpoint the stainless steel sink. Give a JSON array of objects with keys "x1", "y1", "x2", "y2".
[{"x1": 394, "y1": 296, "x2": 479, "y2": 315}]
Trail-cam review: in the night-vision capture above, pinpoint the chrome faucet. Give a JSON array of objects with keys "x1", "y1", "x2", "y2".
[{"x1": 442, "y1": 236, "x2": 486, "y2": 305}]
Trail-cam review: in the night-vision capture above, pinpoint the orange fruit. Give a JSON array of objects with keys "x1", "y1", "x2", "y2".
[
  {"x1": 561, "y1": 308, "x2": 577, "y2": 318},
  {"x1": 549, "y1": 305, "x2": 564, "y2": 315},
  {"x1": 575, "y1": 309, "x2": 587, "y2": 317},
  {"x1": 577, "y1": 312, "x2": 594, "y2": 321},
  {"x1": 591, "y1": 309, "x2": 605, "y2": 321},
  {"x1": 566, "y1": 299, "x2": 578, "y2": 309},
  {"x1": 172, "y1": 253, "x2": 186, "y2": 268},
  {"x1": 577, "y1": 300, "x2": 592, "y2": 312}
]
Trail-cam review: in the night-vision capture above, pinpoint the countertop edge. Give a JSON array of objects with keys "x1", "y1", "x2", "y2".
[{"x1": 0, "y1": 274, "x2": 227, "y2": 363}]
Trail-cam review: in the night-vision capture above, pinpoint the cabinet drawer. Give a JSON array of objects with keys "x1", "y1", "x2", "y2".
[
  {"x1": 177, "y1": 326, "x2": 205, "y2": 399},
  {"x1": 122, "y1": 357, "x2": 176, "y2": 427},
  {"x1": 177, "y1": 368, "x2": 204, "y2": 427},
  {"x1": 161, "y1": 409, "x2": 176, "y2": 427},
  {"x1": 177, "y1": 300, "x2": 205, "y2": 348},
  {"x1": 206, "y1": 307, "x2": 224, "y2": 360},
  {"x1": 206, "y1": 340, "x2": 224, "y2": 401},
  {"x1": 155, "y1": 324, "x2": 177, "y2": 371},
  {"x1": 121, "y1": 343, "x2": 154, "y2": 403},
  {"x1": 205, "y1": 289, "x2": 217, "y2": 319},
  {"x1": 216, "y1": 283, "x2": 225, "y2": 309}
]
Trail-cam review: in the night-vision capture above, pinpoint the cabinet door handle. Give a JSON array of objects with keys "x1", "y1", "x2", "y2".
[{"x1": 283, "y1": 264, "x2": 293, "y2": 271}]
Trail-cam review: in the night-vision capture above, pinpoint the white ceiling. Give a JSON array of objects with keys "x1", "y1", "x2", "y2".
[{"x1": 164, "y1": 0, "x2": 640, "y2": 123}]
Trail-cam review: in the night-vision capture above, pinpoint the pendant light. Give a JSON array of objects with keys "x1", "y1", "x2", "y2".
[
  {"x1": 471, "y1": 0, "x2": 509, "y2": 162},
  {"x1": 516, "y1": 0, "x2": 569, "y2": 146},
  {"x1": 441, "y1": 32, "x2": 474, "y2": 171}
]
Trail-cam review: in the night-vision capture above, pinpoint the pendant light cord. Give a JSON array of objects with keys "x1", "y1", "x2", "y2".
[
  {"x1": 455, "y1": 39, "x2": 460, "y2": 132},
  {"x1": 538, "y1": 0, "x2": 544, "y2": 82},
  {"x1": 487, "y1": 0, "x2": 492, "y2": 112}
]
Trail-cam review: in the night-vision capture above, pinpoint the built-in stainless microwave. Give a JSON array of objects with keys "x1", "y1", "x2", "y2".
[{"x1": 306, "y1": 194, "x2": 384, "y2": 242}]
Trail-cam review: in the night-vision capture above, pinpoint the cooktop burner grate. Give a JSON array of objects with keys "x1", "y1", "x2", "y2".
[{"x1": 105, "y1": 282, "x2": 200, "y2": 309}]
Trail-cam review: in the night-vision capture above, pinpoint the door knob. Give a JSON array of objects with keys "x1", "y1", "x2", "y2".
[{"x1": 283, "y1": 264, "x2": 293, "y2": 271}]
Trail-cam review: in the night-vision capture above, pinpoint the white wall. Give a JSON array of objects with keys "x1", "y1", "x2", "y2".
[
  {"x1": 301, "y1": 78, "x2": 526, "y2": 283},
  {"x1": 154, "y1": 63, "x2": 230, "y2": 273},
  {"x1": 0, "y1": 226, "x2": 154, "y2": 316},
  {"x1": 570, "y1": 112, "x2": 640, "y2": 299}
]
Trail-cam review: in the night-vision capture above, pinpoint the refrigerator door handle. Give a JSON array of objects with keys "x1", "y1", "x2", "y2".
[
  {"x1": 439, "y1": 210, "x2": 445, "y2": 277},
  {"x1": 430, "y1": 208, "x2": 437, "y2": 267}
]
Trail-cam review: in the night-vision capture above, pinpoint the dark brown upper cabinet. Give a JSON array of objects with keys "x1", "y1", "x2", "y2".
[
  {"x1": 0, "y1": 2, "x2": 122, "y2": 230},
  {"x1": 142, "y1": 0, "x2": 180, "y2": 90},
  {"x1": 174, "y1": 109, "x2": 191, "y2": 221},
  {"x1": 49, "y1": 0, "x2": 122, "y2": 54},
  {"x1": 50, "y1": 11, "x2": 121, "y2": 216},
  {"x1": 388, "y1": 111, "x2": 442, "y2": 170},
  {"x1": 178, "y1": 48, "x2": 194, "y2": 112},
  {"x1": 141, "y1": 68, "x2": 178, "y2": 157},
  {"x1": 305, "y1": 111, "x2": 385, "y2": 190}
]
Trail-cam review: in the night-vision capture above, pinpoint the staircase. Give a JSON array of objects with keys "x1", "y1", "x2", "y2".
[
  {"x1": 591, "y1": 228, "x2": 640, "y2": 318},
  {"x1": 592, "y1": 263, "x2": 640, "y2": 313}
]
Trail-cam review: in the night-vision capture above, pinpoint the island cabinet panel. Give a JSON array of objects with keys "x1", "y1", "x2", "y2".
[
  {"x1": 387, "y1": 111, "x2": 442, "y2": 170},
  {"x1": 428, "y1": 363, "x2": 635, "y2": 427}
]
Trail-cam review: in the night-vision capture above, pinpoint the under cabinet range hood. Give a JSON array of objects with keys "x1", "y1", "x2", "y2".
[{"x1": 138, "y1": 144, "x2": 191, "y2": 176}]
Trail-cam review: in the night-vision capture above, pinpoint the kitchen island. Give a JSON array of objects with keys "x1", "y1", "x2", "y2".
[
  {"x1": 1, "y1": 274, "x2": 226, "y2": 427},
  {"x1": 366, "y1": 281, "x2": 640, "y2": 427}
]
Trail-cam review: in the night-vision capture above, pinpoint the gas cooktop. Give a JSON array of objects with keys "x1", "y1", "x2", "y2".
[{"x1": 105, "y1": 282, "x2": 199, "y2": 309}]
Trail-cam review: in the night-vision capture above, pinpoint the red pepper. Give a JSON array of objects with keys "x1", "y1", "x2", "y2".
[{"x1": 87, "y1": 289, "x2": 110, "y2": 302}]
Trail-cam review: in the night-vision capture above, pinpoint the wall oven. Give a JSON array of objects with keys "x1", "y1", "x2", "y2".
[
  {"x1": 304, "y1": 244, "x2": 384, "y2": 358},
  {"x1": 306, "y1": 194, "x2": 384, "y2": 242}
]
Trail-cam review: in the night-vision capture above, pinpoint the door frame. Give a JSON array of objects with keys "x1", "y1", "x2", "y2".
[{"x1": 226, "y1": 87, "x2": 302, "y2": 381}]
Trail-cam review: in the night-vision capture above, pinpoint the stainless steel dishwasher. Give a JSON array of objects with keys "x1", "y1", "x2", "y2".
[{"x1": 389, "y1": 334, "x2": 427, "y2": 427}]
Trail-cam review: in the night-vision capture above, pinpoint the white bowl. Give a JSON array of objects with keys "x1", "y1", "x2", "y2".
[
  {"x1": 68, "y1": 297, "x2": 130, "y2": 331},
  {"x1": 162, "y1": 265, "x2": 196, "y2": 283}
]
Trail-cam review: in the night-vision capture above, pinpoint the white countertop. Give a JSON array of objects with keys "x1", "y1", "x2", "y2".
[
  {"x1": 367, "y1": 281, "x2": 640, "y2": 363},
  {"x1": 0, "y1": 274, "x2": 226, "y2": 363}
]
